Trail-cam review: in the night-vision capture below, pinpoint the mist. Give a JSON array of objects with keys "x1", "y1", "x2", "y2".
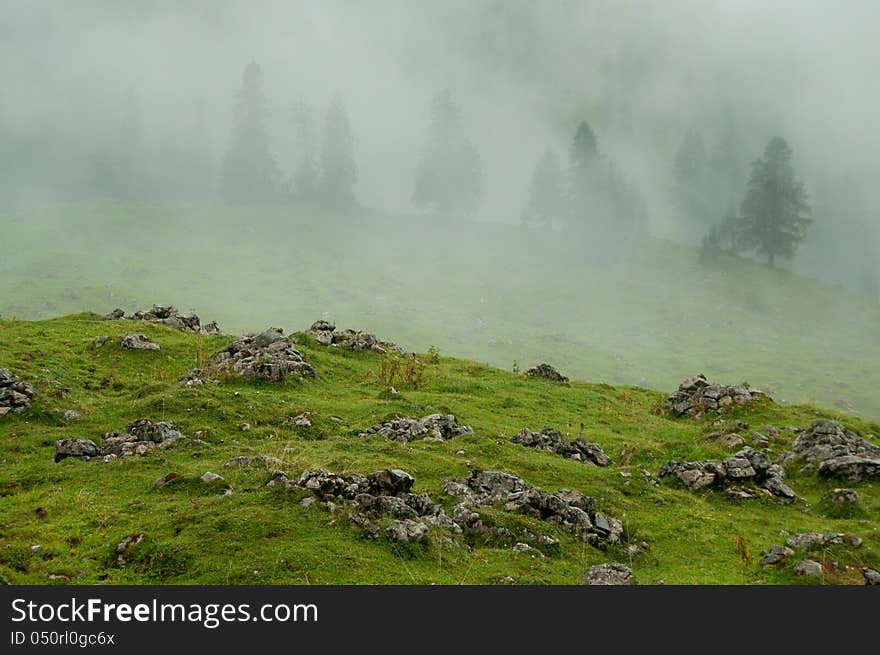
[{"x1": 1, "y1": 1, "x2": 879, "y2": 418}]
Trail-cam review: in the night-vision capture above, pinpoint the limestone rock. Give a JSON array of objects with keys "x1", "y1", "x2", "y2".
[
  {"x1": 360, "y1": 413, "x2": 473, "y2": 444},
  {"x1": 524, "y1": 363, "x2": 570, "y2": 385},
  {"x1": 664, "y1": 374, "x2": 770, "y2": 417},
  {"x1": 511, "y1": 426, "x2": 610, "y2": 466},
  {"x1": 583, "y1": 563, "x2": 637, "y2": 585},
  {"x1": 0, "y1": 369, "x2": 35, "y2": 415},
  {"x1": 121, "y1": 334, "x2": 160, "y2": 350}
]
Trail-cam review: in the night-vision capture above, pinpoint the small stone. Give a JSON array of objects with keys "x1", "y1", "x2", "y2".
[
  {"x1": 121, "y1": 334, "x2": 160, "y2": 350},
  {"x1": 200, "y1": 471, "x2": 225, "y2": 485},
  {"x1": 761, "y1": 545, "x2": 794, "y2": 567},
  {"x1": 62, "y1": 410, "x2": 81, "y2": 421},
  {"x1": 93, "y1": 336, "x2": 109, "y2": 348},
  {"x1": 300, "y1": 497, "x2": 317, "y2": 508},
  {"x1": 240, "y1": 423, "x2": 251, "y2": 432},
  {"x1": 863, "y1": 568, "x2": 880, "y2": 585}
]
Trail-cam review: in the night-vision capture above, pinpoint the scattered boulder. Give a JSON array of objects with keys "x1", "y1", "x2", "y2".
[
  {"x1": 793, "y1": 559, "x2": 823, "y2": 577},
  {"x1": 307, "y1": 320, "x2": 404, "y2": 354},
  {"x1": 820, "y1": 488, "x2": 860, "y2": 510},
  {"x1": 62, "y1": 410, "x2": 81, "y2": 421},
  {"x1": 524, "y1": 363, "x2": 570, "y2": 385},
  {"x1": 664, "y1": 374, "x2": 770, "y2": 418},
  {"x1": 583, "y1": 563, "x2": 637, "y2": 585},
  {"x1": 360, "y1": 414, "x2": 474, "y2": 444},
  {"x1": 185, "y1": 328, "x2": 316, "y2": 383},
  {"x1": 511, "y1": 426, "x2": 610, "y2": 466},
  {"x1": 659, "y1": 446, "x2": 797, "y2": 500},
  {"x1": 864, "y1": 568, "x2": 880, "y2": 585},
  {"x1": 785, "y1": 532, "x2": 862, "y2": 550},
  {"x1": 200, "y1": 471, "x2": 225, "y2": 485},
  {"x1": 761, "y1": 545, "x2": 794, "y2": 567},
  {"x1": 780, "y1": 420, "x2": 880, "y2": 483},
  {"x1": 103, "y1": 304, "x2": 220, "y2": 335},
  {"x1": 121, "y1": 333, "x2": 160, "y2": 351},
  {"x1": 92, "y1": 335, "x2": 109, "y2": 348},
  {"x1": 0, "y1": 369, "x2": 35, "y2": 416},
  {"x1": 54, "y1": 438, "x2": 99, "y2": 463}
]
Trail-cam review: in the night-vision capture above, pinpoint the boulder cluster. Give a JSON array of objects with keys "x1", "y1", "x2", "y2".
[
  {"x1": 762, "y1": 530, "x2": 863, "y2": 575},
  {"x1": 359, "y1": 414, "x2": 474, "y2": 444},
  {"x1": 185, "y1": 328, "x2": 316, "y2": 384},
  {"x1": 270, "y1": 467, "x2": 626, "y2": 550},
  {"x1": 443, "y1": 470, "x2": 625, "y2": 548},
  {"x1": 778, "y1": 419, "x2": 880, "y2": 483},
  {"x1": 270, "y1": 468, "x2": 456, "y2": 544},
  {"x1": 103, "y1": 304, "x2": 219, "y2": 335},
  {"x1": 664, "y1": 374, "x2": 770, "y2": 418},
  {"x1": 524, "y1": 363, "x2": 570, "y2": 385},
  {"x1": 55, "y1": 420, "x2": 182, "y2": 463},
  {"x1": 307, "y1": 320, "x2": 404, "y2": 355},
  {"x1": 0, "y1": 369, "x2": 34, "y2": 416},
  {"x1": 659, "y1": 446, "x2": 797, "y2": 500},
  {"x1": 511, "y1": 426, "x2": 610, "y2": 466}
]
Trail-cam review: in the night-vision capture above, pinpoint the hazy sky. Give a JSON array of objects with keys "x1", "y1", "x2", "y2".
[{"x1": 1, "y1": 0, "x2": 878, "y2": 231}]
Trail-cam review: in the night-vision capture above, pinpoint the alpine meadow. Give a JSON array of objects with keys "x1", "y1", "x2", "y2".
[{"x1": 0, "y1": 1, "x2": 878, "y2": 587}]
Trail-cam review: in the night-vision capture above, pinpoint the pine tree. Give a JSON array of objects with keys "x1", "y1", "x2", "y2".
[
  {"x1": 291, "y1": 99, "x2": 318, "y2": 201},
  {"x1": 699, "y1": 224, "x2": 722, "y2": 265},
  {"x1": 567, "y1": 120, "x2": 602, "y2": 227},
  {"x1": 672, "y1": 129, "x2": 711, "y2": 225},
  {"x1": 412, "y1": 89, "x2": 484, "y2": 219},
  {"x1": 737, "y1": 137, "x2": 811, "y2": 267},
  {"x1": 319, "y1": 94, "x2": 357, "y2": 209},
  {"x1": 219, "y1": 62, "x2": 279, "y2": 202},
  {"x1": 521, "y1": 147, "x2": 564, "y2": 228}
]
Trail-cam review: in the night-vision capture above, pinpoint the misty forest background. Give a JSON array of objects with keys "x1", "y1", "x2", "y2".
[{"x1": 1, "y1": 1, "x2": 879, "y2": 419}]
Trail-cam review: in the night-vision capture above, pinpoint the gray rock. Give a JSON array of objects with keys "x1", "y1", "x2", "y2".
[
  {"x1": 761, "y1": 545, "x2": 794, "y2": 567},
  {"x1": 779, "y1": 420, "x2": 880, "y2": 483},
  {"x1": 99, "y1": 420, "x2": 182, "y2": 458},
  {"x1": 385, "y1": 519, "x2": 429, "y2": 544},
  {"x1": 524, "y1": 363, "x2": 570, "y2": 385},
  {"x1": 55, "y1": 438, "x2": 99, "y2": 462},
  {"x1": 121, "y1": 334, "x2": 160, "y2": 350},
  {"x1": 200, "y1": 471, "x2": 225, "y2": 484},
  {"x1": 185, "y1": 328, "x2": 316, "y2": 383},
  {"x1": 307, "y1": 320, "x2": 404, "y2": 354},
  {"x1": 511, "y1": 426, "x2": 610, "y2": 466},
  {"x1": 0, "y1": 369, "x2": 35, "y2": 415},
  {"x1": 102, "y1": 308, "x2": 125, "y2": 320},
  {"x1": 664, "y1": 374, "x2": 770, "y2": 417},
  {"x1": 863, "y1": 568, "x2": 880, "y2": 585},
  {"x1": 224, "y1": 455, "x2": 283, "y2": 469},
  {"x1": 92, "y1": 335, "x2": 109, "y2": 348},
  {"x1": 583, "y1": 563, "x2": 637, "y2": 585},
  {"x1": 793, "y1": 559, "x2": 823, "y2": 577},
  {"x1": 821, "y1": 488, "x2": 860, "y2": 507},
  {"x1": 360, "y1": 413, "x2": 473, "y2": 444},
  {"x1": 818, "y1": 456, "x2": 880, "y2": 483}
]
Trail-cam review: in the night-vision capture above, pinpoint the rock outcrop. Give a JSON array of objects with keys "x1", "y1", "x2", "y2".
[
  {"x1": 664, "y1": 374, "x2": 770, "y2": 418},
  {"x1": 359, "y1": 414, "x2": 474, "y2": 444},
  {"x1": 0, "y1": 369, "x2": 35, "y2": 416},
  {"x1": 659, "y1": 446, "x2": 797, "y2": 500},
  {"x1": 185, "y1": 328, "x2": 316, "y2": 384},
  {"x1": 511, "y1": 426, "x2": 609, "y2": 466},
  {"x1": 306, "y1": 320, "x2": 404, "y2": 355},
  {"x1": 103, "y1": 304, "x2": 219, "y2": 335},
  {"x1": 443, "y1": 470, "x2": 625, "y2": 548},
  {"x1": 55, "y1": 420, "x2": 183, "y2": 463},
  {"x1": 524, "y1": 363, "x2": 570, "y2": 385},
  {"x1": 778, "y1": 420, "x2": 880, "y2": 483}
]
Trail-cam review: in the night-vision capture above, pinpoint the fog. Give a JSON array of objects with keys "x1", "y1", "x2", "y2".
[{"x1": 1, "y1": 1, "x2": 879, "y2": 418}]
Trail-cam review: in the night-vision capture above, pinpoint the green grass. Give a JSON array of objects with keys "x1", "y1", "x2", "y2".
[
  {"x1": 2, "y1": 198, "x2": 879, "y2": 423},
  {"x1": 0, "y1": 313, "x2": 877, "y2": 584}
]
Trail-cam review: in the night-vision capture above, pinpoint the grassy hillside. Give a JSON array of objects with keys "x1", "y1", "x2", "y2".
[
  {"x1": 0, "y1": 312, "x2": 877, "y2": 584},
  {"x1": 2, "y1": 200, "x2": 879, "y2": 422}
]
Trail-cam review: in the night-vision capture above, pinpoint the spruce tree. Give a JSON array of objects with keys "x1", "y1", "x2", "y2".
[
  {"x1": 567, "y1": 120, "x2": 602, "y2": 227},
  {"x1": 412, "y1": 89, "x2": 484, "y2": 219},
  {"x1": 672, "y1": 129, "x2": 711, "y2": 225},
  {"x1": 219, "y1": 62, "x2": 279, "y2": 202},
  {"x1": 521, "y1": 147, "x2": 564, "y2": 228},
  {"x1": 737, "y1": 137, "x2": 811, "y2": 267},
  {"x1": 319, "y1": 94, "x2": 357, "y2": 209},
  {"x1": 291, "y1": 99, "x2": 318, "y2": 201}
]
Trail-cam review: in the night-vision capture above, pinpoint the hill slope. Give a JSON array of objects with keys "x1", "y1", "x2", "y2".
[{"x1": 0, "y1": 312, "x2": 877, "y2": 584}]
